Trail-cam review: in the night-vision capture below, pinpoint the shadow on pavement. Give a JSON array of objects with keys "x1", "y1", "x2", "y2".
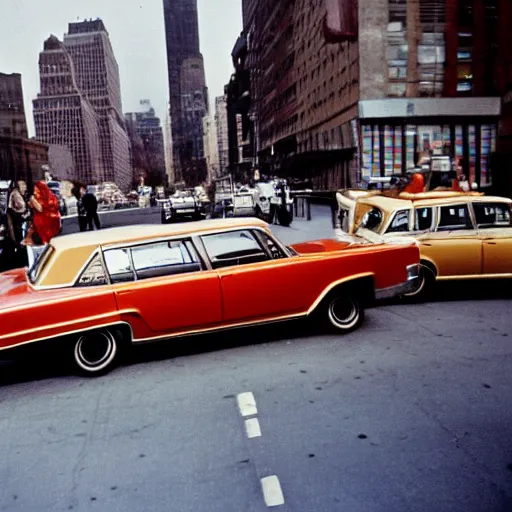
[
  {"x1": 378, "y1": 279, "x2": 512, "y2": 308},
  {"x1": 1, "y1": 279, "x2": 510, "y2": 387},
  {"x1": 0, "y1": 319, "x2": 315, "y2": 387}
]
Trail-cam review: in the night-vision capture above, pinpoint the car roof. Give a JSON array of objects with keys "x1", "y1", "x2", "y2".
[
  {"x1": 359, "y1": 193, "x2": 511, "y2": 211},
  {"x1": 34, "y1": 217, "x2": 270, "y2": 288},
  {"x1": 413, "y1": 195, "x2": 511, "y2": 207},
  {"x1": 51, "y1": 217, "x2": 269, "y2": 252},
  {"x1": 359, "y1": 195, "x2": 413, "y2": 210}
]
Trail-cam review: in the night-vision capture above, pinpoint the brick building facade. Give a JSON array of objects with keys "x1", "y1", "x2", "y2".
[{"x1": 242, "y1": 0, "x2": 512, "y2": 193}]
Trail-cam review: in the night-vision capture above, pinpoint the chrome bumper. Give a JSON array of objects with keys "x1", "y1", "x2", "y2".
[{"x1": 375, "y1": 264, "x2": 420, "y2": 300}]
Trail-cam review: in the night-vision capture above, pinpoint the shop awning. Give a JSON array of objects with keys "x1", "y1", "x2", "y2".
[{"x1": 359, "y1": 97, "x2": 501, "y2": 119}]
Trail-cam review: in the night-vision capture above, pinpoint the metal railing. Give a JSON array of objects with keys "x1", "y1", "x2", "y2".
[
  {"x1": 291, "y1": 191, "x2": 339, "y2": 227},
  {"x1": 293, "y1": 195, "x2": 312, "y2": 221}
]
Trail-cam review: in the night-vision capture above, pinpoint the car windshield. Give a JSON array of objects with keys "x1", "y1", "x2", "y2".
[
  {"x1": 257, "y1": 183, "x2": 275, "y2": 197},
  {"x1": 359, "y1": 207, "x2": 384, "y2": 233}
]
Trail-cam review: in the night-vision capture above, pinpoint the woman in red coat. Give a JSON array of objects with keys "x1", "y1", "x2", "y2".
[{"x1": 25, "y1": 181, "x2": 62, "y2": 245}]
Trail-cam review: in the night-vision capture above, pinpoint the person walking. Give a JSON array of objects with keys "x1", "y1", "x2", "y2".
[
  {"x1": 73, "y1": 185, "x2": 88, "y2": 232},
  {"x1": 2, "y1": 181, "x2": 29, "y2": 270},
  {"x1": 82, "y1": 187, "x2": 101, "y2": 231}
]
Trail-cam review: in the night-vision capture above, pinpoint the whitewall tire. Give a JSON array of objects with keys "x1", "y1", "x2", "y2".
[
  {"x1": 326, "y1": 295, "x2": 364, "y2": 333},
  {"x1": 73, "y1": 329, "x2": 119, "y2": 375}
]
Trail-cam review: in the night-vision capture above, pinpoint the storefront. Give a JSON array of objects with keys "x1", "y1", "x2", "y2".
[{"x1": 359, "y1": 98, "x2": 501, "y2": 187}]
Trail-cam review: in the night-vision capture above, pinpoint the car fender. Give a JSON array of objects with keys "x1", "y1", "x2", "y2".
[
  {"x1": 418, "y1": 256, "x2": 438, "y2": 276},
  {"x1": 306, "y1": 272, "x2": 375, "y2": 315},
  {"x1": 117, "y1": 309, "x2": 154, "y2": 341}
]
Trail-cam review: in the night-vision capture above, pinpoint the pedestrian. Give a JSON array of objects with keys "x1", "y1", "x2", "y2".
[
  {"x1": 458, "y1": 175, "x2": 470, "y2": 192},
  {"x1": 24, "y1": 181, "x2": 61, "y2": 246},
  {"x1": 73, "y1": 185, "x2": 88, "y2": 232},
  {"x1": 2, "y1": 181, "x2": 29, "y2": 270},
  {"x1": 82, "y1": 187, "x2": 101, "y2": 231}
]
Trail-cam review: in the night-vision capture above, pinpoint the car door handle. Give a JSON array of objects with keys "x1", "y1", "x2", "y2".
[
  {"x1": 484, "y1": 241, "x2": 497, "y2": 245},
  {"x1": 421, "y1": 242, "x2": 432, "y2": 247}
]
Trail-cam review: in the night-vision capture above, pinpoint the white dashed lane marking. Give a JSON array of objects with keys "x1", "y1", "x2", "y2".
[
  {"x1": 261, "y1": 475, "x2": 285, "y2": 507},
  {"x1": 244, "y1": 418, "x2": 262, "y2": 439},
  {"x1": 237, "y1": 392, "x2": 258, "y2": 417}
]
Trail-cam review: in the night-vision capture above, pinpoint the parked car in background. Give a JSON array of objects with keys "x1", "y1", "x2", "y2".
[
  {"x1": 0, "y1": 218, "x2": 419, "y2": 376},
  {"x1": 161, "y1": 190, "x2": 206, "y2": 223},
  {"x1": 336, "y1": 190, "x2": 512, "y2": 298}
]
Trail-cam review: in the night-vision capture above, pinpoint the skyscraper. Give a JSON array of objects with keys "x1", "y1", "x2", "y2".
[
  {"x1": 0, "y1": 73, "x2": 28, "y2": 138},
  {"x1": 215, "y1": 95, "x2": 229, "y2": 175},
  {"x1": 33, "y1": 35, "x2": 102, "y2": 183},
  {"x1": 125, "y1": 100, "x2": 166, "y2": 187},
  {"x1": 64, "y1": 19, "x2": 132, "y2": 190},
  {"x1": 163, "y1": 0, "x2": 208, "y2": 185},
  {"x1": 1, "y1": 72, "x2": 48, "y2": 184}
]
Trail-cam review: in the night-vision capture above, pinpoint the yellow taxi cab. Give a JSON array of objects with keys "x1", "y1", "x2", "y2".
[{"x1": 336, "y1": 190, "x2": 512, "y2": 298}]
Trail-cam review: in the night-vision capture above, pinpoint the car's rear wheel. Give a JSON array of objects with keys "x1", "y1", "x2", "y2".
[
  {"x1": 73, "y1": 329, "x2": 119, "y2": 376},
  {"x1": 326, "y1": 295, "x2": 364, "y2": 333}
]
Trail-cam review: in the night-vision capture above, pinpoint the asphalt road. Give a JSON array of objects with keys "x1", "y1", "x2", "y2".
[{"x1": 1, "y1": 206, "x2": 512, "y2": 512}]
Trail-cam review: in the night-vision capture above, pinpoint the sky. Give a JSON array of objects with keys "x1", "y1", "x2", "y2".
[{"x1": 0, "y1": 0, "x2": 243, "y2": 137}]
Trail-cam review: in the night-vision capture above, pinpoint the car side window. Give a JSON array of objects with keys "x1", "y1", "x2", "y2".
[
  {"x1": 201, "y1": 230, "x2": 269, "y2": 269},
  {"x1": 255, "y1": 231, "x2": 287, "y2": 260},
  {"x1": 76, "y1": 253, "x2": 108, "y2": 287},
  {"x1": 131, "y1": 240, "x2": 201, "y2": 279},
  {"x1": 437, "y1": 204, "x2": 474, "y2": 231},
  {"x1": 473, "y1": 203, "x2": 512, "y2": 228},
  {"x1": 386, "y1": 209, "x2": 410, "y2": 233},
  {"x1": 104, "y1": 248, "x2": 135, "y2": 283},
  {"x1": 414, "y1": 207, "x2": 434, "y2": 231}
]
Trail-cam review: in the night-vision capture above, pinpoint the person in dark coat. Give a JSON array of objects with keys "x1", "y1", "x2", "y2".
[
  {"x1": 73, "y1": 184, "x2": 87, "y2": 232},
  {"x1": 82, "y1": 187, "x2": 101, "y2": 231}
]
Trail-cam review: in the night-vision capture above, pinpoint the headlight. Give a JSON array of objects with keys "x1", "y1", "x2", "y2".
[{"x1": 406, "y1": 263, "x2": 420, "y2": 281}]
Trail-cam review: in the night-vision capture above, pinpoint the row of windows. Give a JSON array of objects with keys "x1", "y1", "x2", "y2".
[
  {"x1": 77, "y1": 229, "x2": 287, "y2": 287},
  {"x1": 354, "y1": 202, "x2": 512, "y2": 235}
]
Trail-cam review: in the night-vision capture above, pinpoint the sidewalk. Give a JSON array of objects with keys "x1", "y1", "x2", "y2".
[{"x1": 270, "y1": 204, "x2": 334, "y2": 245}]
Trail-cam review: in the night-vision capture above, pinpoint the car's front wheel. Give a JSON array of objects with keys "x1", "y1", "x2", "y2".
[
  {"x1": 72, "y1": 329, "x2": 120, "y2": 376},
  {"x1": 324, "y1": 294, "x2": 364, "y2": 333},
  {"x1": 403, "y1": 265, "x2": 435, "y2": 301}
]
